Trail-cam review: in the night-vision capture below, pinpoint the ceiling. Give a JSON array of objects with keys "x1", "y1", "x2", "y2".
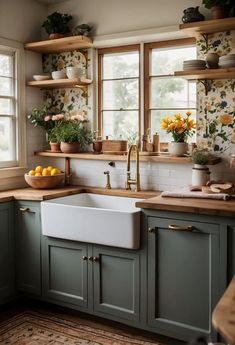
[{"x1": 35, "y1": 0, "x2": 70, "y2": 4}]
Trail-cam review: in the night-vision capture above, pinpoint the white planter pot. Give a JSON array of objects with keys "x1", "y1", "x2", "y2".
[
  {"x1": 192, "y1": 164, "x2": 210, "y2": 186},
  {"x1": 168, "y1": 142, "x2": 188, "y2": 157}
]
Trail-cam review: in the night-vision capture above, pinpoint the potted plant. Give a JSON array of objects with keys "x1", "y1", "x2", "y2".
[
  {"x1": 160, "y1": 111, "x2": 196, "y2": 156},
  {"x1": 51, "y1": 118, "x2": 92, "y2": 153},
  {"x1": 191, "y1": 148, "x2": 211, "y2": 186},
  {"x1": 202, "y1": 0, "x2": 234, "y2": 19},
  {"x1": 42, "y1": 12, "x2": 73, "y2": 39}
]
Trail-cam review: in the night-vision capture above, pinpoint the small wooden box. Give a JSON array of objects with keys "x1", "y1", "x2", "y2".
[{"x1": 102, "y1": 140, "x2": 128, "y2": 154}]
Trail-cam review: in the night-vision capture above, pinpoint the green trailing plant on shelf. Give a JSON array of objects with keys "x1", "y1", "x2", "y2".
[
  {"x1": 202, "y1": 0, "x2": 234, "y2": 18},
  {"x1": 42, "y1": 12, "x2": 73, "y2": 36},
  {"x1": 202, "y1": 0, "x2": 233, "y2": 9}
]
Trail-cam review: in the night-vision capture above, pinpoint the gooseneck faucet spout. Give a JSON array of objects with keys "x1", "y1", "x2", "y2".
[{"x1": 126, "y1": 144, "x2": 140, "y2": 192}]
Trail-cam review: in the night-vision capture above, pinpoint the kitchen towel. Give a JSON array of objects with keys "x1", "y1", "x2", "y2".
[{"x1": 161, "y1": 189, "x2": 234, "y2": 201}]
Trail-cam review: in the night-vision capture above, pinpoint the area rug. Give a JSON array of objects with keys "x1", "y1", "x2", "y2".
[{"x1": 0, "y1": 310, "x2": 161, "y2": 345}]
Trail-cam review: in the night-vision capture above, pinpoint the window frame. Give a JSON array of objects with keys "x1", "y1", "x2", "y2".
[
  {"x1": 97, "y1": 44, "x2": 140, "y2": 139},
  {"x1": 143, "y1": 37, "x2": 196, "y2": 135},
  {"x1": 0, "y1": 37, "x2": 26, "y2": 176}
]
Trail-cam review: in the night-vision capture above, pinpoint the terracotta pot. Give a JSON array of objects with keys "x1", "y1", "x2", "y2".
[
  {"x1": 168, "y1": 142, "x2": 188, "y2": 157},
  {"x1": 50, "y1": 142, "x2": 61, "y2": 152},
  {"x1": 60, "y1": 142, "x2": 80, "y2": 153},
  {"x1": 211, "y1": 6, "x2": 231, "y2": 19},
  {"x1": 48, "y1": 33, "x2": 64, "y2": 40},
  {"x1": 93, "y1": 140, "x2": 102, "y2": 154}
]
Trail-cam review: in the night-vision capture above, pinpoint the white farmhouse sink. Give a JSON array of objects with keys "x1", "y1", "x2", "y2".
[{"x1": 41, "y1": 193, "x2": 141, "y2": 249}]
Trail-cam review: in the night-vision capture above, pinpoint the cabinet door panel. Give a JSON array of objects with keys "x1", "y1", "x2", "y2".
[
  {"x1": 93, "y1": 246, "x2": 140, "y2": 321},
  {"x1": 148, "y1": 216, "x2": 221, "y2": 341},
  {"x1": 0, "y1": 203, "x2": 14, "y2": 302},
  {"x1": 15, "y1": 202, "x2": 41, "y2": 295},
  {"x1": 42, "y1": 238, "x2": 88, "y2": 308}
]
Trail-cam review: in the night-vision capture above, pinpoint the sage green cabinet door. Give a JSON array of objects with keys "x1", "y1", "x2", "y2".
[
  {"x1": 147, "y1": 216, "x2": 223, "y2": 342},
  {"x1": 93, "y1": 246, "x2": 140, "y2": 321},
  {"x1": 15, "y1": 201, "x2": 41, "y2": 295},
  {"x1": 42, "y1": 237, "x2": 88, "y2": 308},
  {"x1": 0, "y1": 202, "x2": 14, "y2": 303}
]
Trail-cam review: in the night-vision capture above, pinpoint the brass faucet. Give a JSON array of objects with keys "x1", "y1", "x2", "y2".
[
  {"x1": 126, "y1": 144, "x2": 140, "y2": 192},
  {"x1": 104, "y1": 171, "x2": 111, "y2": 189}
]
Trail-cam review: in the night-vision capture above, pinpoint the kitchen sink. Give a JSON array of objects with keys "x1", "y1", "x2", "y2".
[{"x1": 41, "y1": 193, "x2": 141, "y2": 249}]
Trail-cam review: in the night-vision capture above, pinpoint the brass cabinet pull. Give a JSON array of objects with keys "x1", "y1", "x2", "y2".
[
  {"x1": 148, "y1": 227, "x2": 155, "y2": 233},
  {"x1": 19, "y1": 207, "x2": 30, "y2": 212},
  {"x1": 88, "y1": 256, "x2": 93, "y2": 261},
  {"x1": 92, "y1": 256, "x2": 99, "y2": 262},
  {"x1": 168, "y1": 224, "x2": 193, "y2": 232},
  {"x1": 82, "y1": 256, "x2": 87, "y2": 261}
]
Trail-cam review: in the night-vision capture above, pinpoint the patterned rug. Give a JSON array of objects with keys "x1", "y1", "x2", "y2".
[{"x1": 0, "y1": 310, "x2": 161, "y2": 345}]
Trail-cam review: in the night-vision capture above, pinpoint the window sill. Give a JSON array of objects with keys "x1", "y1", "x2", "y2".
[
  {"x1": 35, "y1": 151, "x2": 221, "y2": 165},
  {"x1": 0, "y1": 167, "x2": 27, "y2": 179}
]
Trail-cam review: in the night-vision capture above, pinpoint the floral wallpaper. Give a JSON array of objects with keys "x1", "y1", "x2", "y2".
[
  {"x1": 42, "y1": 49, "x2": 89, "y2": 114},
  {"x1": 196, "y1": 30, "x2": 235, "y2": 155}
]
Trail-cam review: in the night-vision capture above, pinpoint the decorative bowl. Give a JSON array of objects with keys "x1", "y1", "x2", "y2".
[
  {"x1": 33, "y1": 75, "x2": 50, "y2": 81},
  {"x1": 24, "y1": 173, "x2": 65, "y2": 189},
  {"x1": 51, "y1": 70, "x2": 67, "y2": 80},
  {"x1": 66, "y1": 67, "x2": 84, "y2": 79}
]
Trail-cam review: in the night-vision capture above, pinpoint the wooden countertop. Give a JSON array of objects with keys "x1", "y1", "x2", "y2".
[
  {"x1": 0, "y1": 186, "x2": 158, "y2": 202},
  {"x1": 136, "y1": 195, "x2": 235, "y2": 217},
  {"x1": 212, "y1": 276, "x2": 235, "y2": 345}
]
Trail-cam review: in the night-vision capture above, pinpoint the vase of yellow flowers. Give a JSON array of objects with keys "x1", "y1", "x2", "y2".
[{"x1": 160, "y1": 111, "x2": 196, "y2": 156}]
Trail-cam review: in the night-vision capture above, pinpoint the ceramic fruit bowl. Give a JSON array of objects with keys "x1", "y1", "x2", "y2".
[
  {"x1": 24, "y1": 173, "x2": 65, "y2": 189},
  {"x1": 33, "y1": 75, "x2": 50, "y2": 81}
]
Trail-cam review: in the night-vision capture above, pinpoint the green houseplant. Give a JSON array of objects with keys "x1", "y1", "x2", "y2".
[
  {"x1": 191, "y1": 148, "x2": 210, "y2": 165},
  {"x1": 202, "y1": 0, "x2": 234, "y2": 18},
  {"x1": 42, "y1": 12, "x2": 73, "y2": 39},
  {"x1": 51, "y1": 120, "x2": 92, "y2": 153}
]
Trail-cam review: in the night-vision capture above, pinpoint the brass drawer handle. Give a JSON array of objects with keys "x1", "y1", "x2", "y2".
[
  {"x1": 92, "y1": 256, "x2": 99, "y2": 262},
  {"x1": 148, "y1": 227, "x2": 155, "y2": 233},
  {"x1": 19, "y1": 207, "x2": 30, "y2": 212},
  {"x1": 88, "y1": 256, "x2": 93, "y2": 261},
  {"x1": 168, "y1": 224, "x2": 193, "y2": 232},
  {"x1": 82, "y1": 256, "x2": 87, "y2": 261}
]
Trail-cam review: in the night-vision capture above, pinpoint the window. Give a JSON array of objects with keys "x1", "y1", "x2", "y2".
[
  {"x1": 97, "y1": 39, "x2": 197, "y2": 144},
  {"x1": 144, "y1": 38, "x2": 197, "y2": 141},
  {"x1": 98, "y1": 45, "x2": 140, "y2": 143},
  {"x1": 0, "y1": 38, "x2": 25, "y2": 171}
]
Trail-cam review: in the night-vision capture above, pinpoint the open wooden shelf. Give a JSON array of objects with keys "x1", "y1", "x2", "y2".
[
  {"x1": 179, "y1": 17, "x2": 235, "y2": 37},
  {"x1": 27, "y1": 77, "x2": 92, "y2": 89},
  {"x1": 174, "y1": 67, "x2": 235, "y2": 80},
  {"x1": 24, "y1": 35, "x2": 93, "y2": 53},
  {"x1": 35, "y1": 151, "x2": 221, "y2": 165}
]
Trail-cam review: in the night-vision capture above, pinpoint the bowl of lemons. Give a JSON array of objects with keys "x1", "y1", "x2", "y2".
[{"x1": 24, "y1": 165, "x2": 65, "y2": 189}]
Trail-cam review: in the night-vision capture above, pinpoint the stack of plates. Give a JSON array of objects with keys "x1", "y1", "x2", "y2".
[
  {"x1": 219, "y1": 54, "x2": 235, "y2": 68},
  {"x1": 183, "y1": 59, "x2": 206, "y2": 71}
]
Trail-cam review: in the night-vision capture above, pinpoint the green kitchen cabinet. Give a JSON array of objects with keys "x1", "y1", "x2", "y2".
[
  {"x1": 144, "y1": 210, "x2": 227, "y2": 342},
  {"x1": 15, "y1": 201, "x2": 41, "y2": 295},
  {"x1": 42, "y1": 237, "x2": 89, "y2": 310},
  {"x1": 0, "y1": 202, "x2": 14, "y2": 303},
  {"x1": 42, "y1": 237, "x2": 141, "y2": 324}
]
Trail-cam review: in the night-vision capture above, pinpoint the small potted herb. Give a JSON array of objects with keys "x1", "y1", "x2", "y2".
[
  {"x1": 42, "y1": 12, "x2": 73, "y2": 39},
  {"x1": 191, "y1": 148, "x2": 211, "y2": 186},
  {"x1": 202, "y1": 0, "x2": 234, "y2": 19}
]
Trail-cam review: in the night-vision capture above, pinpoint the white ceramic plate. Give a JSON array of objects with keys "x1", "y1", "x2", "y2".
[{"x1": 33, "y1": 75, "x2": 50, "y2": 81}]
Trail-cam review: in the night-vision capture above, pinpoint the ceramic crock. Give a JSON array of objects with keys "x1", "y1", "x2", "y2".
[{"x1": 168, "y1": 142, "x2": 188, "y2": 157}]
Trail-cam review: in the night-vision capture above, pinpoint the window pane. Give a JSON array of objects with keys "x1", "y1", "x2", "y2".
[
  {"x1": 151, "y1": 46, "x2": 196, "y2": 75},
  {"x1": 151, "y1": 109, "x2": 196, "y2": 143},
  {"x1": 0, "y1": 77, "x2": 13, "y2": 96},
  {"x1": 103, "y1": 111, "x2": 138, "y2": 142},
  {"x1": 0, "y1": 98, "x2": 13, "y2": 115},
  {"x1": 151, "y1": 78, "x2": 196, "y2": 108},
  {"x1": 103, "y1": 51, "x2": 139, "y2": 79},
  {"x1": 0, "y1": 117, "x2": 15, "y2": 161},
  {"x1": 103, "y1": 79, "x2": 139, "y2": 110},
  {"x1": 0, "y1": 54, "x2": 12, "y2": 77}
]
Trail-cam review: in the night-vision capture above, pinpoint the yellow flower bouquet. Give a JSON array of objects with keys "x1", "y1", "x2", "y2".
[{"x1": 160, "y1": 111, "x2": 196, "y2": 142}]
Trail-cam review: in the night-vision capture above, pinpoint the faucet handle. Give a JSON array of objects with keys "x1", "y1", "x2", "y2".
[{"x1": 104, "y1": 171, "x2": 111, "y2": 189}]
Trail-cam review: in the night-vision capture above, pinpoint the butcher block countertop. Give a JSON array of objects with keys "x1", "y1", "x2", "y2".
[
  {"x1": 0, "y1": 186, "x2": 159, "y2": 202},
  {"x1": 136, "y1": 195, "x2": 235, "y2": 217}
]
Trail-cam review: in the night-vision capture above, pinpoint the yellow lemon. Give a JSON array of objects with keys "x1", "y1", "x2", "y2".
[
  {"x1": 35, "y1": 165, "x2": 43, "y2": 173},
  {"x1": 35, "y1": 172, "x2": 42, "y2": 176},
  {"x1": 47, "y1": 166, "x2": 54, "y2": 172},
  {"x1": 28, "y1": 170, "x2": 35, "y2": 176},
  {"x1": 51, "y1": 168, "x2": 60, "y2": 175},
  {"x1": 42, "y1": 168, "x2": 50, "y2": 176}
]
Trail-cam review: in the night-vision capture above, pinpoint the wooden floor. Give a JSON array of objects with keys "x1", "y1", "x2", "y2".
[{"x1": 0, "y1": 298, "x2": 186, "y2": 345}]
